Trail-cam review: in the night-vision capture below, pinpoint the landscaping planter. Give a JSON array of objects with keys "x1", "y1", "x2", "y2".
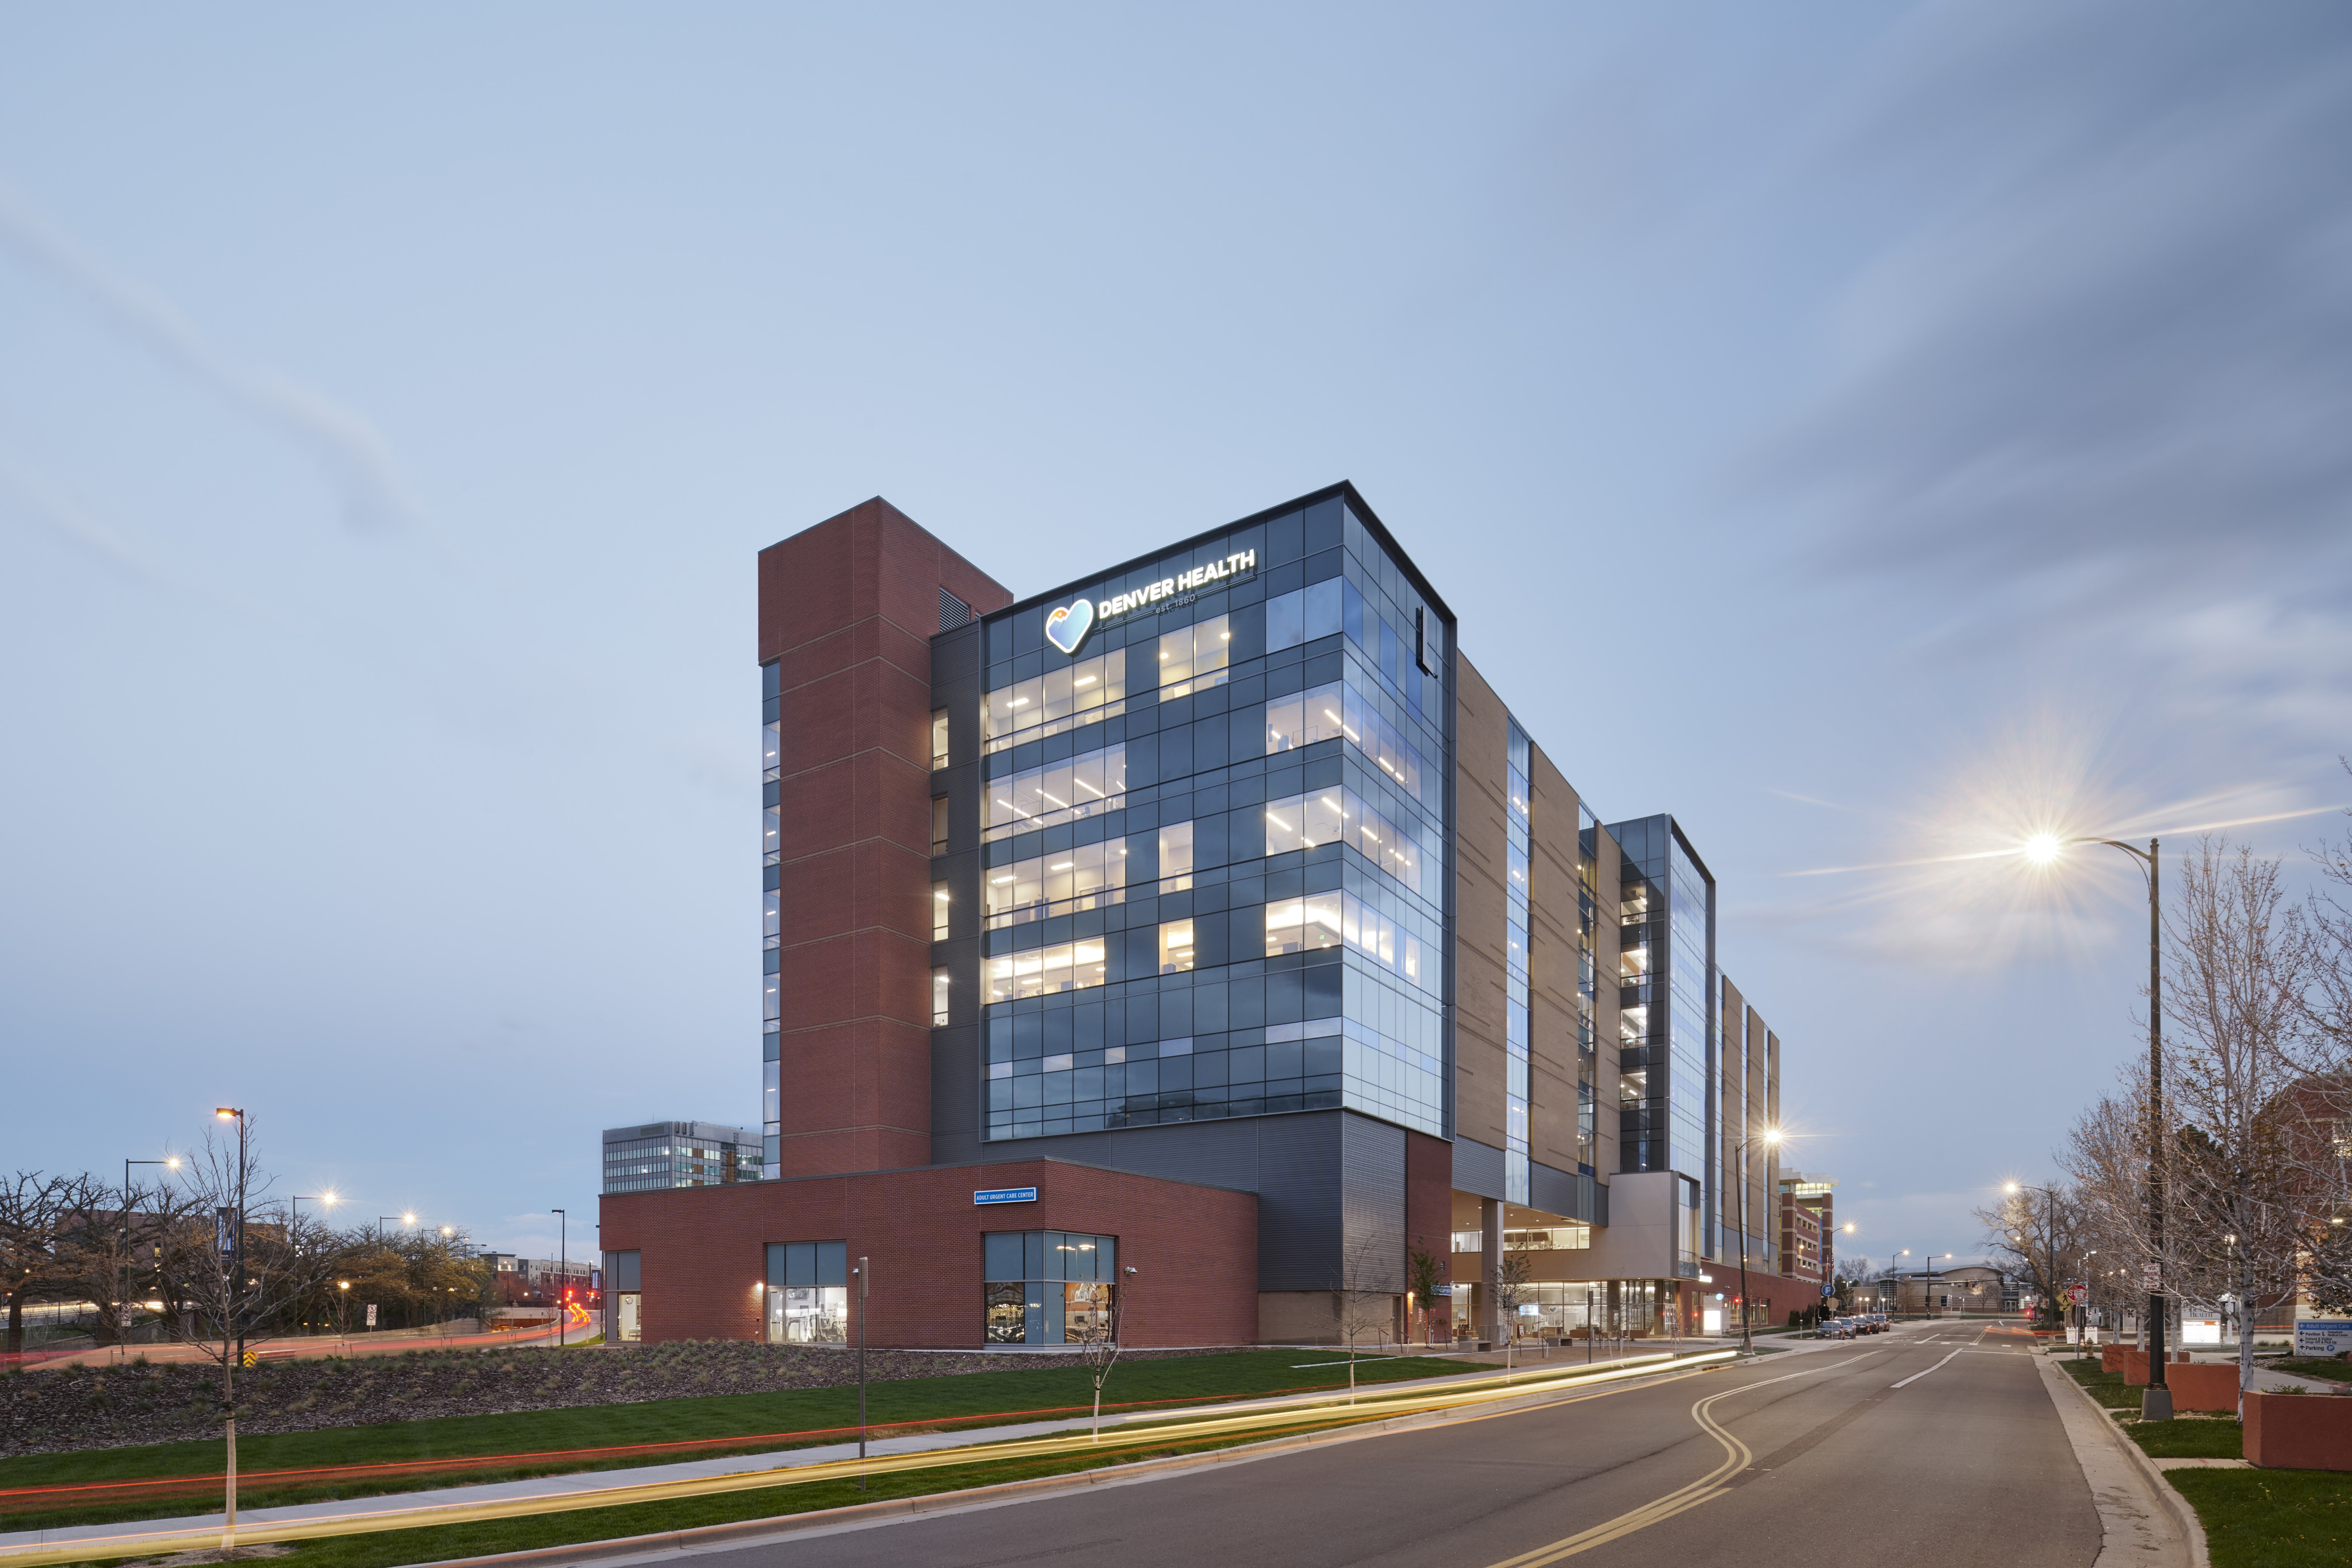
[
  {"x1": 2244, "y1": 1389, "x2": 2352, "y2": 1471},
  {"x1": 2120, "y1": 1349, "x2": 2149, "y2": 1385},
  {"x1": 2166, "y1": 1362, "x2": 2241, "y2": 1413}
]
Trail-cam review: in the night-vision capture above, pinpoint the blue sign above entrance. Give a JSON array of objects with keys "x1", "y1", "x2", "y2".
[{"x1": 974, "y1": 1186, "x2": 1039, "y2": 1206}]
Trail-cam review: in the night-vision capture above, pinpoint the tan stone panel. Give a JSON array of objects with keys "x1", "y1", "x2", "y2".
[{"x1": 1452, "y1": 654, "x2": 1513, "y2": 1153}]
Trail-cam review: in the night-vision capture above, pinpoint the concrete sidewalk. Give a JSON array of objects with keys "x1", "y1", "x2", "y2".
[{"x1": 0, "y1": 1348, "x2": 1729, "y2": 1553}]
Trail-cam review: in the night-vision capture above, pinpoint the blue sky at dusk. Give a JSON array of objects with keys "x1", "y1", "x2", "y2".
[{"x1": 4, "y1": 3, "x2": 2349, "y2": 1267}]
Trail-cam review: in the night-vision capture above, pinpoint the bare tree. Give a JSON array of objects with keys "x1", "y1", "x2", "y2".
[
  {"x1": 2065, "y1": 841, "x2": 2337, "y2": 1400},
  {"x1": 161, "y1": 1118, "x2": 337, "y2": 1550},
  {"x1": 1977, "y1": 1182, "x2": 2090, "y2": 1331},
  {"x1": 0, "y1": 1171, "x2": 80, "y2": 1354},
  {"x1": 1329, "y1": 1235, "x2": 1398, "y2": 1402},
  {"x1": 1068, "y1": 1279, "x2": 1126, "y2": 1441}
]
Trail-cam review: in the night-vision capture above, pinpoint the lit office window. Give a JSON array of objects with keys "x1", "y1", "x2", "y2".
[
  {"x1": 932, "y1": 967, "x2": 951, "y2": 1026},
  {"x1": 986, "y1": 839, "x2": 1130, "y2": 928},
  {"x1": 985, "y1": 650, "x2": 1126, "y2": 752},
  {"x1": 1157, "y1": 919, "x2": 1195, "y2": 974},
  {"x1": 986, "y1": 939, "x2": 1110, "y2": 1001},
  {"x1": 1158, "y1": 821, "x2": 1193, "y2": 893},
  {"x1": 932, "y1": 883, "x2": 951, "y2": 941},
  {"x1": 984, "y1": 743, "x2": 1126, "y2": 841},
  {"x1": 931, "y1": 710, "x2": 950, "y2": 771},
  {"x1": 1156, "y1": 614, "x2": 1229, "y2": 699}
]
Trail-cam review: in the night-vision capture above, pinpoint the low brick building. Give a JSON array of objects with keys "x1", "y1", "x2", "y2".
[{"x1": 601, "y1": 1158, "x2": 1256, "y2": 1347}]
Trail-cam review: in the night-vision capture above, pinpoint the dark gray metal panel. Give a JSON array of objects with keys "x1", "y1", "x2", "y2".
[
  {"x1": 1340, "y1": 1113, "x2": 1406, "y2": 1294},
  {"x1": 1529, "y1": 1159, "x2": 1602, "y2": 1225},
  {"x1": 1453, "y1": 1134, "x2": 1507, "y2": 1201},
  {"x1": 1255, "y1": 1112, "x2": 1344, "y2": 1291},
  {"x1": 929, "y1": 1025, "x2": 982, "y2": 1166}
]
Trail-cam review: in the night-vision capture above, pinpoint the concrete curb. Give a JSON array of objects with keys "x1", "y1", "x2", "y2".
[
  {"x1": 2043, "y1": 1353, "x2": 2212, "y2": 1568},
  {"x1": 367, "y1": 1356, "x2": 1736, "y2": 1568}
]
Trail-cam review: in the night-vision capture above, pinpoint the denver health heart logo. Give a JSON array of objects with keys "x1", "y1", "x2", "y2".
[{"x1": 1043, "y1": 597, "x2": 1095, "y2": 656}]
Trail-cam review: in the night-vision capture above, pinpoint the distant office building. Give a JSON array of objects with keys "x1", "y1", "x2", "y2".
[
  {"x1": 603, "y1": 486, "x2": 1813, "y2": 1348},
  {"x1": 1778, "y1": 1173, "x2": 1834, "y2": 1291},
  {"x1": 601, "y1": 1121, "x2": 763, "y2": 1194},
  {"x1": 483, "y1": 1253, "x2": 597, "y2": 1307}
]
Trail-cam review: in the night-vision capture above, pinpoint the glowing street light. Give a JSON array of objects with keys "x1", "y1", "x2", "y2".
[{"x1": 2022, "y1": 830, "x2": 2171, "y2": 1420}]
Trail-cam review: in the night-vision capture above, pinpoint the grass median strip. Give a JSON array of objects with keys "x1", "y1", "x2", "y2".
[
  {"x1": 2, "y1": 1350, "x2": 1489, "y2": 1533},
  {"x1": 49, "y1": 1417, "x2": 1365, "y2": 1568}
]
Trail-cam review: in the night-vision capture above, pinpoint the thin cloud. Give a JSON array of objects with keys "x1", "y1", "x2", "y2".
[{"x1": 0, "y1": 178, "x2": 415, "y2": 534}]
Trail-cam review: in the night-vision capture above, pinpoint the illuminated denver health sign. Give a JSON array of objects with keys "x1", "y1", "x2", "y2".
[{"x1": 1043, "y1": 548, "x2": 1258, "y2": 656}]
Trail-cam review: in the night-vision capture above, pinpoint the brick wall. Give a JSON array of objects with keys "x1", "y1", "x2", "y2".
[
  {"x1": 601, "y1": 1158, "x2": 1258, "y2": 1348},
  {"x1": 760, "y1": 498, "x2": 1012, "y2": 1177}
]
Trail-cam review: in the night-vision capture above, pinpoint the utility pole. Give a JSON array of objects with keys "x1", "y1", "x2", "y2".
[
  {"x1": 855, "y1": 1256, "x2": 870, "y2": 1488},
  {"x1": 553, "y1": 1208, "x2": 567, "y2": 1348}
]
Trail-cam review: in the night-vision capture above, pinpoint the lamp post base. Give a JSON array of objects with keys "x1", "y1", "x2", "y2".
[{"x1": 2141, "y1": 1387, "x2": 2174, "y2": 1422}]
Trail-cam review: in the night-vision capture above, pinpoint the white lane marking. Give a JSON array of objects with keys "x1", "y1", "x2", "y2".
[{"x1": 1891, "y1": 1348, "x2": 1964, "y2": 1388}]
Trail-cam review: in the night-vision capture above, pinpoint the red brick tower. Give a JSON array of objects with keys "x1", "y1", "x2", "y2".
[{"x1": 759, "y1": 499, "x2": 1011, "y2": 1177}]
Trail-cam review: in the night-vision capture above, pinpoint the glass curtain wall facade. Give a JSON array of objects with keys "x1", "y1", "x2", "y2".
[
  {"x1": 1608, "y1": 816, "x2": 1714, "y2": 1233},
  {"x1": 976, "y1": 497, "x2": 1453, "y2": 1143}
]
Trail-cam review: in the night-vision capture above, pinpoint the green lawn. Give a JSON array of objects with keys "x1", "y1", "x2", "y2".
[
  {"x1": 2273, "y1": 1358, "x2": 2352, "y2": 1385},
  {"x1": 43, "y1": 1410, "x2": 1369, "y2": 1568},
  {"x1": 2128, "y1": 1416, "x2": 2243, "y2": 1459},
  {"x1": 3, "y1": 1349, "x2": 1486, "y2": 1533},
  {"x1": 2172, "y1": 1469, "x2": 2352, "y2": 1568},
  {"x1": 2060, "y1": 1358, "x2": 2143, "y2": 1411}
]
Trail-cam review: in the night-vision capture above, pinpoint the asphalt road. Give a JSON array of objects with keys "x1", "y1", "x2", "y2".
[{"x1": 693, "y1": 1321, "x2": 2101, "y2": 1568}]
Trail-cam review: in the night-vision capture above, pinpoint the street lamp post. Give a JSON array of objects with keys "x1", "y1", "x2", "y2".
[
  {"x1": 212, "y1": 1107, "x2": 247, "y2": 1552},
  {"x1": 122, "y1": 1156, "x2": 178, "y2": 1360},
  {"x1": 553, "y1": 1209, "x2": 567, "y2": 1348},
  {"x1": 2030, "y1": 831, "x2": 2169, "y2": 1419},
  {"x1": 1733, "y1": 1128, "x2": 1783, "y2": 1354}
]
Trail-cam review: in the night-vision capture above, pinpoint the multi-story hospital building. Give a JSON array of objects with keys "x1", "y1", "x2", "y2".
[{"x1": 599, "y1": 486, "x2": 1804, "y2": 1347}]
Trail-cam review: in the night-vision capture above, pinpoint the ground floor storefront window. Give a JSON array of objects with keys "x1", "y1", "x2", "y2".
[
  {"x1": 767, "y1": 1240, "x2": 849, "y2": 1343},
  {"x1": 1455, "y1": 1279, "x2": 1677, "y2": 1339},
  {"x1": 984, "y1": 1230, "x2": 1116, "y2": 1344}
]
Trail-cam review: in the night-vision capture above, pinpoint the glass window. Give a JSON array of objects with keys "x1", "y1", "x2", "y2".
[
  {"x1": 932, "y1": 796, "x2": 950, "y2": 855},
  {"x1": 1264, "y1": 580, "x2": 1343, "y2": 653},
  {"x1": 986, "y1": 938, "x2": 1111, "y2": 1001},
  {"x1": 763, "y1": 720, "x2": 781, "y2": 782},
  {"x1": 1158, "y1": 821, "x2": 1194, "y2": 893},
  {"x1": 764, "y1": 888, "x2": 781, "y2": 946},
  {"x1": 980, "y1": 1231, "x2": 1118, "y2": 1343},
  {"x1": 932, "y1": 967, "x2": 951, "y2": 1025},
  {"x1": 763, "y1": 805, "x2": 781, "y2": 865},
  {"x1": 985, "y1": 743, "x2": 1128, "y2": 841},
  {"x1": 932, "y1": 882, "x2": 951, "y2": 941},
  {"x1": 765, "y1": 1240, "x2": 849, "y2": 1343},
  {"x1": 931, "y1": 710, "x2": 950, "y2": 770},
  {"x1": 1264, "y1": 890, "x2": 1342, "y2": 955},
  {"x1": 1263, "y1": 787, "x2": 1424, "y2": 895},
  {"x1": 985, "y1": 649, "x2": 1126, "y2": 751},
  {"x1": 1158, "y1": 918, "x2": 1196, "y2": 974},
  {"x1": 1157, "y1": 614, "x2": 1230, "y2": 699},
  {"x1": 985, "y1": 838, "x2": 1131, "y2": 928}
]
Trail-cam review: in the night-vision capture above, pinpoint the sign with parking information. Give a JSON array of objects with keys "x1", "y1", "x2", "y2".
[{"x1": 2295, "y1": 1320, "x2": 2352, "y2": 1357}]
